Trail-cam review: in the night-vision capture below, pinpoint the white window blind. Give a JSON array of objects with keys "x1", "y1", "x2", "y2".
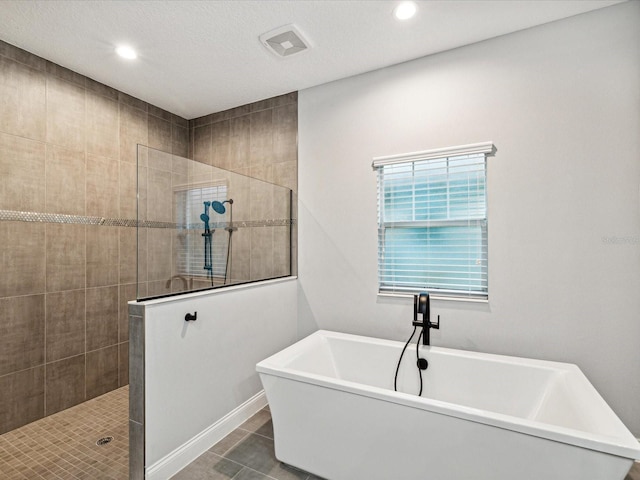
[
  {"x1": 174, "y1": 182, "x2": 228, "y2": 279},
  {"x1": 373, "y1": 142, "x2": 495, "y2": 299}
]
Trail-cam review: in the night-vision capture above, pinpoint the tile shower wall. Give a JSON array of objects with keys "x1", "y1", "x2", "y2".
[
  {"x1": 187, "y1": 94, "x2": 298, "y2": 283},
  {"x1": 0, "y1": 39, "x2": 188, "y2": 434}
]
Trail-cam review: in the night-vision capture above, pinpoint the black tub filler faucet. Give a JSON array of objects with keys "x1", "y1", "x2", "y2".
[{"x1": 412, "y1": 292, "x2": 440, "y2": 346}]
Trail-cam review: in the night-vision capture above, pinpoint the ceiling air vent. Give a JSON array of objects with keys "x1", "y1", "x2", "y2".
[{"x1": 259, "y1": 24, "x2": 310, "y2": 58}]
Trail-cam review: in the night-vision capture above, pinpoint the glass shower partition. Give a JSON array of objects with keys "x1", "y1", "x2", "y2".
[{"x1": 136, "y1": 145, "x2": 293, "y2": 300}]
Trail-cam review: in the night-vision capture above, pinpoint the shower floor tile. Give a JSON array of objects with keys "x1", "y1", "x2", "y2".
[
  {"x1": 0, "y1": 385, "x2": 128, "y2": 480},
  {"x1": 174, "y1": 406, "x2": 640, "y2": 480}
]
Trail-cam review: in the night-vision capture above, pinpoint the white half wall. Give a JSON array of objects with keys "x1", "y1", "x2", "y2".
[
  {"x1": 141, "y1": 278, "x2": 297, "y2": 470},
  {"x1": 298, "y1": 3, "x2": 640, "y2": 435}
]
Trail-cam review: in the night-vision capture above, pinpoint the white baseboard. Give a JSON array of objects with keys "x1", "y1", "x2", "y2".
[{"x1": 146, "y1": 390, "x2": 267, "y2": 480}]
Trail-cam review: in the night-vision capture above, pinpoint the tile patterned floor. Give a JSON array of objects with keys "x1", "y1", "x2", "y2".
[
  {"x1": 0, "y1": 386, "x2": 128, "y2": 480},
  {"x1": 172, "y1": 407, "x2": 640, "y2": 480},
  {"x1": 0, "y1": 389, "x2": 637, "y2": 480},
  {"x1": 172, "y1": 407, "x2": 323, "y2": 480}
]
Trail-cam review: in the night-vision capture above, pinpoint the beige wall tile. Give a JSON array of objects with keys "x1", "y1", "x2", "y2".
[
  {"x1": 230, "y1": 228, "x2": 250, "y2": 283},
  {"x1": 46, "y1": 223, "x2": 86, "y2": 292},
  {"x1": 85, "y1": 77, "x2": 118, "y2": 101},
  {"x1": 188, "y1": 158, "x2": 213, "y2": 185},
  {"x1": 148, "y1": 104, "x2": 171, "y2": 122},
  {"x1": 148, "y1": 114, "x2": 172, "y2": 153},
  {"x1": 193, "y1": 124, "x2": 212, "y2": 165},
  {"x1": 119, "y1": 92, "x2": 147, "y2": 112},
  {"x1": 223, "y1": 104, "x2": 250, "y2": 120},
  {"x1": 273, "y1": 226, "x2": 291, "y2": 277},
  {"x1": 86, "y1": 154, "x2": 119, "y2": 218},
  {"x1": 171, "y1": 175, "x2": 188, "y2": 220},
  {"x1": 147, "y1": 228, "x2": 172, "y2": 282},
  {"x1": 137, "y1": 165, "x2": 148, "y2": 222},
  {"x1": 0, "y1": 39, "x2": 46, "y2": 71},
  {"x1": 172, "y1": 124, "x2": 188, "y2": 158},
  {"x1": 273, "y1": 161, "x2": 297, "y2": 192},
  {"x1": 45, "y1": 61, "x2": 85, "y2": 88},
  {"x1": 119, "y1": 283, "x2": 137, "y2": 343},
  {"x1": 86, "y1": 286, "x2": 118, "y2": 351},
  {"x1": 147, "y1": 168, "x2": 172, "y2": 223},
  {"x1": 0, "y1": 366, "x2": 44, "y2": 434},
  {"x1": 227, "y1": 173, "x2": 250, "y2": 222},
  {"x1": 45, "y1": 289, "x2": 85, "y2": 362},
  {"x1": 46, "y1": 75, "x2": 86, "y2": 152},
  {"x1": 119, "y1": 342, "x2": 129, "y2": 387},
  {"x1": 273, "y1": 103, "x2": 298, "y2": 166},
  {"x1": 250, "y1": 164, "x2": 274, "y2": 184},
  {"x1": 130, "y1": 419, "x2": 144, "y2": 480},
  {"x1": 192, "y1": 112, "x2": 216, "y2": 129},
  {"x1": 0, "y1": 132, "x2": 45, "y2": 211},
  {"x1": 45, "y1": 144, "x2": 85, "y2": 215},
  {"x1": 250, "y1": 227, "x2": 274, "y2": 281},
  {"x1": 249, "y1": 109, "x2": 273, "y2": 169},
  {"x1": 146, "y1": 280, "x2": 171, "y2": 297},
  {"x1": 249, "y1": 97, "x2": 274, "y2": 112},
  {"x1": 211, "y1": 120, "x2": 230, "y2": 170},
  {"x1": 250, "y1": 179, "x2": 275, "y2": 221},
  {"x1": 119, "y1": 226, "x2": 139, "y2": 284},
  {"x1": 228, "y1": 116, "x2": 250, "y2": 169},
  {"x1": 86, "y1": 91, "x2": 119, "y2": 159},
  {"x1": 128, "y1": 313, "x2": 144, "y2": 425},
  {"x1": 148, "y1": 148, "x2": 172, "y2": 172},
  {"x1": 273, "y1": 184, "x2": 292, "y2": 220},
  {"x1": 172, "y1": 114, "x2": 188, "y2": 128},
  {"x1": 0, "y1": 56, "x2": 46, "y2": 140},
  {"x1": 45, "y1": 354, "x2": 85, "y2": 415},
  {"x1": 136, "y1": 282, "x2": 148, "y2": 300},
  {"x1": 0, "y1": 222, "x2": 45, "y2": 297},
  {"x1": 0, "y1": 294, "x2": 45, "y2": 376},
  {"x1": 86, "y1": 226, "x2": 119, "y2": 287},
  {"x1": 120, "y1": 104, "x2": 148, "y2": 165},
  {"x1": 119, "y1": 161, "x2": 137, "y2": 220},
  {"x1": 86, "y1": 346, "x2": 118, "y2": 400},
  {"x1": 273, "y1": 91, "x2": 297, "y2": 107}
]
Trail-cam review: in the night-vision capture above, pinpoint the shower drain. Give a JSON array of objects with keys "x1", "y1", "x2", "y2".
[{"x1": 96, "y1": 436, "x2": 114, "y2": 446}]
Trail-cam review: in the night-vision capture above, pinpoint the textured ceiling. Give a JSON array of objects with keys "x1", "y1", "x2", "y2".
[{"x1": 0, "y1": 0, "x2": 624, "y2": 119}]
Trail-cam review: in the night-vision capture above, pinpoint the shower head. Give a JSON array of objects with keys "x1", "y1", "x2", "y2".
[
  {"x1": 200, "y1": 213, "x2": 209, "y2": 222},
  {"x1": 211, "y1": 199, "x2": 233, "y2": 215},
  {"x1": 211, "y1": 201, "x2": 225, "y2": 214}
]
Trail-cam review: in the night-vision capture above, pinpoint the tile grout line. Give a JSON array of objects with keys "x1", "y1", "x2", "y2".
[{"x1": 214, "y1": 428, "x2": 251, "y2": 457}]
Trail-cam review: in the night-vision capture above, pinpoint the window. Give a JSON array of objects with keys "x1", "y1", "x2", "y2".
[
  {"x1": 174, "y1": 181, "x2": 229, "y2": 280},
  {"x1": 373, "y1": 142, "x2": 495, "y2": 300}
]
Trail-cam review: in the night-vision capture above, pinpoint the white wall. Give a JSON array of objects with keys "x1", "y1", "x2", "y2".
[
  {"x1": 298, "y1": 2, "x2": 640, "y2": 435},
  {"x1": 142, "y1": 278, "x2": 297, "y2": 468}
]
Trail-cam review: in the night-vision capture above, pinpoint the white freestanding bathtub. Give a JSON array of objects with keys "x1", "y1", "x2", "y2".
[{"x1": 256, "y1": 330, "x2": 639, "y2": 480}]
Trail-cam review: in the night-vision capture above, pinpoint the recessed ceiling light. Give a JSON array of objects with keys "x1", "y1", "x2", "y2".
[
  {"x1": 115, "y1": 45, "x2": 137, "y2": 60},
  {"x1": 394, "y1": 1, "x2": 417, "y2": 21}
]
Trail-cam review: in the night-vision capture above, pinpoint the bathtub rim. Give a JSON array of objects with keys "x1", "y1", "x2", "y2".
[{"x1": 257, "y1": 330, "x2": 640, "y2": 461}]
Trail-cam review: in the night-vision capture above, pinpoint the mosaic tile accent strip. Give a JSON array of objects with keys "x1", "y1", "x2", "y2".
[
  {"x1": 183, "y1": 219, "x2": 296, "y2": 230},
  {"x1": 0, "y1": 209, "x2": 138, "y2": 227},
  {"x1": 0, "y1": 386, "x2": 128, "y2": 480},
  {"x1": 0, "y1": 209, "x2": 295, "y2": 229}
]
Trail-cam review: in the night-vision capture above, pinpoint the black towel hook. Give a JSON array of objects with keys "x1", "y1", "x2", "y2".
[{"x1": 184, "y1": 312, "x2": 197, "y2": 322}]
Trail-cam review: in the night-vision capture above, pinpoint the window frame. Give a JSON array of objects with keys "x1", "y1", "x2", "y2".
[
  {"x1": 173, "y1": 180, "x2": 229, "y2": 280},
  {"x1": 372, "y1": 142, "x2": 496, "y2": 301}
]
